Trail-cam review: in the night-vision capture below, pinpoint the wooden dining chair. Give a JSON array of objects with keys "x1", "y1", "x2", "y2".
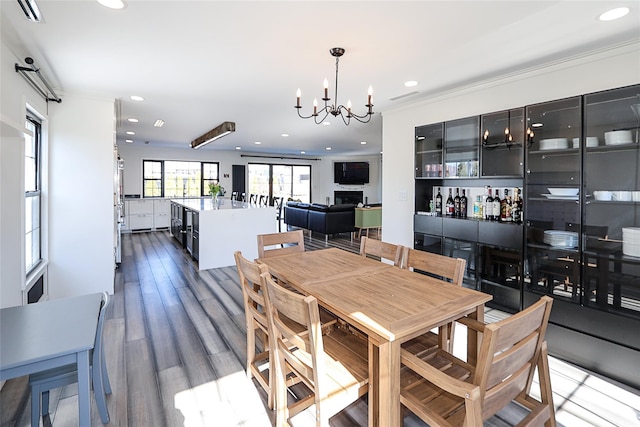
[
  {"x1": 259, "y1": 194, "x2": 269, "y2": 206},
  {"x1": 359, "y1": 236, "x2": 404, "y2": 266},
  {"x1": 257, "y1": 229, "x2": 305, "y2": 259},
  {"x1": 250, "y1": 193, "x2": 258, "y2": 204},
  {"x1": 260, "y1": 272, "x2": 369, "y2": 426},
  {"x1": 400, "y1": 296, "x2": 555, "y2": 427},
  {"x1": 234, "y1": 251, "x2": 277, "y2": 408},
  {"x1": 401, "y1": 247, "x2": 466, "y2": 353},
  {"x1": 273, "y1": 197, "x2": 284, "y2": 232},
  {"x1": 231, "y1": 191, "x2": 239, "y2": 201},
  {"x1": 29, "y1": 292, "x2": 112, "y2": 426}
]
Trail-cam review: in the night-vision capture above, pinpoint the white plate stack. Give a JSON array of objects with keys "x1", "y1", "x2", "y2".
[
  {"x1": 543, "y1": 230, "x2": 578, "y2": 248},
  {"x1": 605, "y1": 130, "x2": 633, "y2": 146},
  {"x1": 622, "y1": 227, "x2": 640, "y2": 257},
  {"x1": 539, "y1": 138, "x2": 569, "y2": 150}
]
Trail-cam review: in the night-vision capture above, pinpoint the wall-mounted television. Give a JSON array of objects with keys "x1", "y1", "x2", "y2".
[{"x1": 333, "y1": 161, "x2": 370, "y2": 185}]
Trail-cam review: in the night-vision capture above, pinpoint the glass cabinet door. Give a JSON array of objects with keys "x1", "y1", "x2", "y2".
[
  {"x1": 444, "y1": 116, "x2": 479, "y2": 178},
  {"x1": 524, "y1": 97, "x2": 581, "y2": 303},
  {"x1": 481, "y1": 108, "x2": 524, "y2": 177},
  {"x1": 415, "y1": 123, "x2": 443, "y2": 178},
  {"x1": 583, "y1": 84, "x2": 640, "y2": 319},
  {"x1": 525, "y1": 96, "x2": 581, "y2": 184}
]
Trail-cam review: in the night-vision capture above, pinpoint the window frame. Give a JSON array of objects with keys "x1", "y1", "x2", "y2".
[
  {"x1": 25, "y1": 114, "x2": 42, "y2": 276},
  {"x1": 142, "y1": 160, "x2": 220, "y2": 198}
]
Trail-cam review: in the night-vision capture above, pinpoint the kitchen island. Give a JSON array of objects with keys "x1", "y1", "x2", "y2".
[{"x1": 171, "y1": 198, "x2": 275, "y2": 270}]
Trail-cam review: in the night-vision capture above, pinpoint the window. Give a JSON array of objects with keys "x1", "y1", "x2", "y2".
[
  {"x1": 25, "y1": 115, "x2": 42, "y2": 274},
  {"x1": 142, "y1": 160, "x2": 219, "y2": 198},
  {"x1": 248, "y1": 163, "x2": 311, "y2": 203}
]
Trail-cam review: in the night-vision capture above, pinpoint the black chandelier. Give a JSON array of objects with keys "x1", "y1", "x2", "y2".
[{"x1": 295, "y1": 47, "x2": 374, "y2": 125}]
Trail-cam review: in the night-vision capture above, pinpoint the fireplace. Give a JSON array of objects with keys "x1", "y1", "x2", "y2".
[{"x1": 334, "y1": 191, "x2": 363, "y2": 205}]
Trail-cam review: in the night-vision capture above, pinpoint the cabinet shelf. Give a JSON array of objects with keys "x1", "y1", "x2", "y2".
[
  {"x1": 416, "y1": 149, "x2": 441, "y2": 155},
  {"x1": 586, "y1": 142, "x2": 639, "y2": 153},
  {"x1": 529, "y1": 148, "x2": 579, "y2": 156}
]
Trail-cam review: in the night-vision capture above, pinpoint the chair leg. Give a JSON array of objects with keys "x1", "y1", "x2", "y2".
[
  {"x1": 539, "y1": 343, "x2": 557, "y2": 427},
  {"x1": 30, "y1": 385, "x2": 41, "y2": 427},
  {"x1": 101, "y1": 347, "x2": 112, "y2": 395},
  {"x1": 93, "y1": 372, "x2": 111, "y2": 424}
]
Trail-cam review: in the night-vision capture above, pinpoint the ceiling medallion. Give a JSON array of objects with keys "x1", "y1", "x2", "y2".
[{"x1": 295, "y1": 47, "x2": 373, "y2": 125}]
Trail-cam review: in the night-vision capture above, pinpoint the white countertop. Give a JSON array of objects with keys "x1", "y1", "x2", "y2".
[{"x1": 170, "y1": 197, "x2": 271, "y2": 212}]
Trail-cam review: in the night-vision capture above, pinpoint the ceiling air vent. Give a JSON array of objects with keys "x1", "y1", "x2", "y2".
[{"x1": 17, "y1": 0, "x2": 42, "y2": 22}]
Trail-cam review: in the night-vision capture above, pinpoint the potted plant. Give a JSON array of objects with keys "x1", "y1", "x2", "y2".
[{"x1": 208, "y1": 182, "x2": 223, "y2": 203}]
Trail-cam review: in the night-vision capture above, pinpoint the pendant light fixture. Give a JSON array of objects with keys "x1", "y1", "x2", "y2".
[{"x1": 295, "y1": 47, "x2": 374, "y2": 125}]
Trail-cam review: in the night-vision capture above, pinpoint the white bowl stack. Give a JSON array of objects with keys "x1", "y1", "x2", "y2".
[
  {"x1": 622, "y1": 227, "x2": 640, "y2": 257},
  {"x1": 543, "y1": 230, "x2": 578, "y2": 248}
]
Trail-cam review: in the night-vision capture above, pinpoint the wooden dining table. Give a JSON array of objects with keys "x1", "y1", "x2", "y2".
[{"x1": 258, "y1": 248, "x2": 492, "y2": 427}]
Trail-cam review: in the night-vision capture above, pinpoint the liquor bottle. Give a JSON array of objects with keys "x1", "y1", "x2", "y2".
[
  {"x1": 493, "y1": 189, "x2": 501, "y2": 222},
  {"x1": 512, "y1": 188, "x2": 522, "y2": 224},
  {"x1": 454, "y1": 188, "x2": 461, "y2": 217},
  {"x1": 485, "y1": 188, "x2": 494, "y2": 220},
  {"x1": 501, "y1": 188, "x2": 512, "y2": 222},
  {"x1": 473, "y1": 195, "x2": 483, "y2": 219},
  {"x1": 435, "y1": 187, "x2": 443, "y2": 216},
  {"x1": 460, "y1": 189, "x2": 468, "y2": 218},
  {"x1": 446, "y1": 188, "x2": 455, "y2": 216}
]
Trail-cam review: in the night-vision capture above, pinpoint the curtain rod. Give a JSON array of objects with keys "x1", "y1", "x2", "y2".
[
  {"x1": 15, "y1": 57, "x2": 62, "y2": 103},
  {"x1": 240, "y1": 154, "x2": 321, "y2": 161}
]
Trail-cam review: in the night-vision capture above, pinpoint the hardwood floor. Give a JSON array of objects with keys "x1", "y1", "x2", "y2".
[{"x1": 2, "y1": 229, "x2": 639, "y2": 426}]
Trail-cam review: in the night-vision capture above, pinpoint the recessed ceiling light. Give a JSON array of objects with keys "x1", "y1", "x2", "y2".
[
  {"x1": 404, "y1": 80, "x2": 418, "y2": 87},
  {"x1": 97, "y1": 0, "x2": 126, "y2": 10},
  {"x1": 130, "y1": 95, "x2": 144, "y2": 101},
  {"x1": 300, "y1": 151, "x2": 306, "y2": 154},
  {"x1": 532, "y1": 123, "x2": 544, "y2": 128},
  {"x1": 326, "y1": 147, "x2": 332, "y2": 151},
  {"x1": 281, "y1": 133, "x2": 289, "y2": 137},
  {"x1": 153, "y1": 119, "x2": 164, "y2": 127},
  {"x1": 322, "y1": 122, "x2": 331, "y2": 126},
  {"x1": 125, "y1": 139, "x2": 133, "y2": 143},
  {"x1": 254, "y1": 141, "x2": 261, "y2": 145},
  {"x1": 360, "y1": 141, "x2": 367, "y2": 145},
  {"x1": 127, "y1": 118, "x2": 138, "y2": 123},
  {"x1": 235, "y1": 146, "x2": 241, "y2": 150},
  {"x1": 126, "y1": 131, "x2": 135, "y2": 135},
  {"x1": 599, "y1": 7, "x2": 629, "y2": 21}
]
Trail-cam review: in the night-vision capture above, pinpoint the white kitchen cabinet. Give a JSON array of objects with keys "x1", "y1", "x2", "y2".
[
  {"x1": 126, "y1": 199, "x2": 154, "y2": 231},
  {"x1": 153, "y1": 199, "x2": 171, "y2": 229}
]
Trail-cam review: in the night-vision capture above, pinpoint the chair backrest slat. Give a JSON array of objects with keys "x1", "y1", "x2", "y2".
[
  {"x1": 402, "y1": 247, "x2": 465, "y2": 286},
  {"x1": 359, "y1": 237, "x2": 403, "y2": 267},
  {"x1": 257, "y1": 230, "x2": 305, "y2": 259}
]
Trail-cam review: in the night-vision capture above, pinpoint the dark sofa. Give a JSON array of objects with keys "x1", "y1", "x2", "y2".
[{"x1": 284, "y1": 202, "x2": 355, "y2": 240}]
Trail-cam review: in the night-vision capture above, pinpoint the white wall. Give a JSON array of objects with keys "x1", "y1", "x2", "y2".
[
  {"x1": 117, "y1": 144, "x2": 382, "y2": 205},
  {"x1": 47, "y1": 94, "x2": 115, "y2": 299},
  {"x1": 1, "y1": 39, "x2": 48, "y2": 307},
  {"x1": 381, "y1": 42, "x2": 640, "y2": 247},
  {"x1": 1, "y1": 33, "x2": 116, "y2": 305}
]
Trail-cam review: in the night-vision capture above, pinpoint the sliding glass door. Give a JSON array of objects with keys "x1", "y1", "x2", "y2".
[{"x1": 248, "y1": 163, "x2": 311, "y2": 203}]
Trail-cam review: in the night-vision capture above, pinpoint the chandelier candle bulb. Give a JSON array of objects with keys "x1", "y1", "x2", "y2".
[
  {"x1": 323, "y1": 78, "x2": 329, "y2": 100},
  {"x1": 313, "y1": 98, "x2": 318, "y2": 116},
  {"x1": 296, "y1": 88, "x2": 301, "y2": 107}
]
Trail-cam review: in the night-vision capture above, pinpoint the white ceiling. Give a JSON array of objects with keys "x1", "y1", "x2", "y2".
[{"x1": 2, "y1": 1, "x2": 639, "y2": 156}]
